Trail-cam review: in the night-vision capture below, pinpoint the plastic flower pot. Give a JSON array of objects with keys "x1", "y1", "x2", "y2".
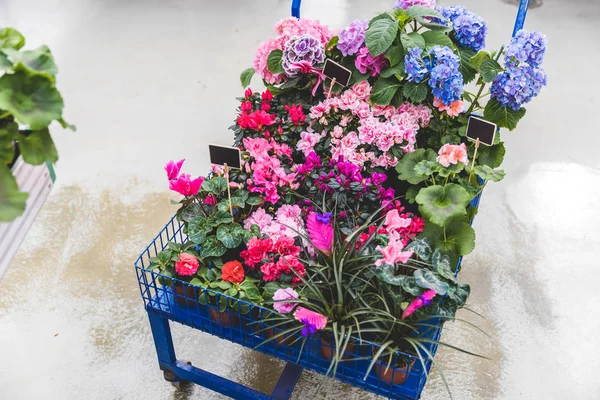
[
  {"x1": 372, "y1": 349, "x2": 415, "y2": 386},
  {"x1": 173, "y1": 281, "x2": 198, "y2": 308},
  {"x1": 208, "y1": 306, "x2": 241, "y2": 327}
]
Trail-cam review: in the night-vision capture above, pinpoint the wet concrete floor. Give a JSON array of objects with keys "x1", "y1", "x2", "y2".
[{"x1": 1, "y1": 0, "x2": 599, "y2": 399}]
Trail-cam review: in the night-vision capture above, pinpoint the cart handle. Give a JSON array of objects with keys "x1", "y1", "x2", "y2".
[{"x1": 291, "y1": 0, "x2": 301, "y2": 18}]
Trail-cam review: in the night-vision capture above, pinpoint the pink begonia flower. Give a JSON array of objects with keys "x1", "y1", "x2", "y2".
[
  {"x1": 437, "y1": 143, "x2": 469, "y2": 168},
  {"x1": 169, "y1": 173, "x2": 204, "y2": 196},
  {"x1": 375, "y1": 231, "x2": 413, "y2": 266},
  {"x1": 293, "y1": 306, "x2": 328, "y2": 330},
  {"x1": 165, "y1": 159, "x2": 185, "y2": 180},
  {"x1": 384, "y1": 209, "x2": 412, "y2": 232},
  {"x1": 402, "y1": 290, "x2": 436, "y2": 319},
  {"x1": 273, "y1": 288, "x2": 299, "y2": 314},
  {"x1": 433, "y1": 97, "x2": 464, "y2": 117}
]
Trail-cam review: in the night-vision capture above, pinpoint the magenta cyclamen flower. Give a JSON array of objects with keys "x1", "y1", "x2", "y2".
[
  {"x1": 169, "y1": 174, "x2": 204, "y2": 197},
  {"x1": 282, "y1": 34, "x2": 325, "y2": 77},
  {"x1": 355, "y1": 47, "x2": 388, "y2": 77},
  {"x1": 337, "y1": 20, "x2": 369, "y2": 56},
  {"x1": 165, "y1": 159, "x2": 185, "y2": 180}
]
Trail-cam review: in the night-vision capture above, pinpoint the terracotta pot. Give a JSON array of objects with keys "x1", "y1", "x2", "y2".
[
  {"x1": 173, "y1": 282, "x2": 197, "y2": 308},
  {"x1": 264, "y1": 327, "x2": 295, "y2": 346},
  {"x1": 373, "y1": 353, "x2": 414, "y2": 386},
  {"x1": 320, "y1": 337, "x2": 357, "y2": 361},
  {"x1": 208, "y1": 307, "x2": 240, "y2": 327}
]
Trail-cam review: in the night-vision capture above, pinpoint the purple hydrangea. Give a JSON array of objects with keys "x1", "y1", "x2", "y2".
[
  {"x1": 491, "y1": 65, "x2": 547, "y2": 110},
  {"x1": 282, "y1": 34, "x2": 325, "y2": 77},
  {"x1": 394, "y1": 0, "x2": 436, "y2": 10},
  {"x1": 428, "y1": 46, "x2": 464, "y2": 105},
  {"x1": 337, "y1": 20, "x2": 369, "y2": 56},
  {"x1": 438, "y1": 5, "x2": 487, "y2": 51},
  {"x1": 504, "y1": 29, "x2": 547, "y2": 68},
  {"x1": 404, "y1": 47, "x2": 430, "y2": 83},
  {"x1": 355, "y1": 47, "x2": 388, "y2": 77}
]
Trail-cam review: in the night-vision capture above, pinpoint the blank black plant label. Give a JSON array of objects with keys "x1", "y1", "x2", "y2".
[
  {"x1": 209, "y1": 144, "x2": 241, "y2": 169},
  {"x1": 323, "y1": 59, "x2": 352, "y2": 87},
  {"x1": 466, "y1": 117, "x2": 496, "y2": 146}
]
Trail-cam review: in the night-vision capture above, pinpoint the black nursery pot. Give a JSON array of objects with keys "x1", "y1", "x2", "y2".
[{"x1": 222, "y1": 244, "x2": 246, "y2": 263}]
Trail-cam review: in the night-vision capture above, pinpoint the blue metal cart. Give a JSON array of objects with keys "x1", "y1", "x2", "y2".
[{"x1": 135, "y1": 1, "x2": 532, "y2": 398}]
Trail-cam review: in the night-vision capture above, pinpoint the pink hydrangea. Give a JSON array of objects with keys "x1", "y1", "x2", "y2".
[
  {"x1": 351, "y1": 80, "x2": 372, "y2": 100},
  {"x1": 394, "y1": 0, "x2": 436, "y2": 10},
  {"x1": 437, "y1": 143, "x2": 469, "y2": 167},
  {"x1": 253, "y1": 37, "x2": 285, "y2": 84},
  {"x1": 355, "y1": 47, "x2": 388, "y2": 77}
]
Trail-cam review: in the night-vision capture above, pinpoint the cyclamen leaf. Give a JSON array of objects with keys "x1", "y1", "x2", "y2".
[{"x1": 414, "y1": 269, "x2": 449, "y2": 295}]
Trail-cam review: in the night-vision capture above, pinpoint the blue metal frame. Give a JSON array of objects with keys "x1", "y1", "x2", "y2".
[{"x1": 137, "y1": 0, "x2": 531, "y2": 398}]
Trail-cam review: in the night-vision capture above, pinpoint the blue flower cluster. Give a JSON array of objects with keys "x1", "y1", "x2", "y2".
[
  {"x1": 429, "y1": 46, "x2": 464, "y2": 105},
  {"x1": 491, "y1": 29, "x2": 548, "y2": 110},
  {"x1": 504, "y1": 29, "x2": 547, "y2": 67},
  {"x1": 438, "y1": 5, "x2": 487, "y2": 51},
  {"x1": 490, "y1": 66, "x2": 547, "y2": 111},
  {"x1": 404, "y1": 47, "x2": 430, "y2": 83}
]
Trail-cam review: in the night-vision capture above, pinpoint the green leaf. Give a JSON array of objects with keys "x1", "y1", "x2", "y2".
[
  {"x1": 210, "y1": 281, "x2": 232, "y2": 290},
  {"x1": 380, "y1": 63, "x2": 406, "y2": 79},
  {"x1": 483, "y1": 98, "x2": 526, "y2": 131},
  {"x1": 431, "y1": 249, "x2": 455, "y2": 280},
  {"x1": 0, "y1": 165, "x2": 28, "y2": 222},
  {"x1": 469, "y1": 51, "x2": 491, "y2": 71},
  {"x1": 5, "y1": 45, "x2": 58, "y2": 79},
  {"x1": 188, "y1": 216, "x2": 213, "y2": 244},
  {"x1": 0, "y1": 71, "x2": 63, "y2": 129},
  {"x1": 244, "y1": 286, "x2": 262, "y2": 302},
  {"x1": 0, "y1": 28, "x2": 25, "y2": 50},
  {"x1": 414, "y1": 269, "x2": 450, "y2": 295},
  {"x1": 373, "y1": 264, "x2": 412, "y2": 286},
  {"x1": 404, "y1": 185, "x2": 420, "y2": 204},
  {"x1": 400, "y1": 32, "x2": 425, "y2": 50},
  {"x1": 267, "y1": 50, "x2": 284, "y2": 75},
  {"x1": 405, "y1": 238, "x2": 432, "y2": 261},
  {"x1": 199, "y1": 236, "x2": 227, "y2": 259},
  {"x1": 245, "y1": 196, "x2": 263, "y2": 206},
  {"x1": 209, "y1": 210, "x2": 234, "y2": 225},
  {"x1": 474, "y1": 165, "x2": 505, "y2": 182},
  {"x1": 369, "y1": 77, "x2": 401, "y2": 106},
  {"x1": 190, "y1": 278, "x2": 206, "y2": 288},
  {"x1": 0, "y1": 122, "x2": 17, "y2": 164},
  {"x1": 415, "y1": 184, "x2": 471, "y2": 226},
  {"x1": 0, "y1": 53, "x2": 13, "y2": 73},
  {"x1": 451, "y1": 283, "x2": 470, "y2": 308},
  {"x1": 16, "y1": 128, "x2": 58, "y2": 165},
  {"x1": 477, "y1": 142, "x2": 505, "y2": 168},
  {"x1": 420, "y1": 220, "x2": 476, "y2": 263},
  {"x1": 391, "y1": 9, "x2": 411, "y2": 25},
  {"x1": 217, "y1": 197, "x2": 245, "y2": 212},
  {"x1": 422, "y1": 31, "x2": 454, "y2": 50},
  {"x1": 203, "y1": 176, "x2": 228, "y2": 195},
  {"x1": 480, "y1": 58, "x2": 503, "y2": 83},
  {"x1": 413, "y1": 160, "x2": 442, "y2": 176},
  {"x1": 178, "y1": 203, "x2": 203, "y2": 223},
  {"x1": 403, "y1": 81, "x2": 428, "y2": 103},
  {"x1": 250, "y1": 224, "x2": 261, "y2": 238},
  {"x1": 263, "y1": 282, "x2": 283, "y2": 294},
  {"x1": 405, "y1": 6, "x2": 445, "y2": 22},
  {"x1": 385, "y1": 44, "x2": 405, "y2": 66},
  {"x1": 240, "y1": 67, "x2": 255, "y2": 88},
  {"x1": 325, "y1": 35, "x2": 339, "y2": 51},
  {"x1": 369, "y1": 12, "x2": 395, "y2": 26},
  {"x1": 365, "y1": 18, "x2": 398, "y2": 56},
  {"x1": 456, "y1": 46, "x2": 477, "y2": 85},
  {"x1": 216, "y1": 223, "x2": 244, "y2": 248},
  {"x1": 395, "y1": 148, "x2": 437, "y2": 184}
]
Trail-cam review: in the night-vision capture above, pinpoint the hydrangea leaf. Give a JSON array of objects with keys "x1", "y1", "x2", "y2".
[
  {"x1": 414, "y1": 269, "x2": 450, "y2": 295},
  {"x1": 0, "y1": 28, "x2": 25, "y2": 50},
  {"x1": 369, "y1": 12, "x2": 395, "y2": 27},
  {"x1": 469, "y1": 51, "x2": 491, "y2": 71},
  {"x1": 420, "y1": 220, "x2": 476, "y2": 265},
  {"x1": 476, "y1": 142, "x2": 505, "y2": 168},
  {"x1": 0, "y1": 70, "x2": 63, "y2": 129},
  {"x1": 370, "y1": 77, "x2": 401, "y2": 106},
  {"x1": 422, "y1": 31, "x2": 454, "y2": 51},
  {"x1": 395, "y1": 148, "x2": 437, "y2": 184},
  {"x1": 480, "y1": 58, "x2": 503, "y2": 83},
  {"x1": 474, "y1": 165, "x2": 505, "y2": 182},
  {"x1": 484, "y1": 98, "x2": 526, "y2": 131},
  {"x1": 400, "y1": 32, "x2": 425, "y2": 50},
  {"x1": 416, "y1": 184, "x2": 471, "y2": 226},
  {"x1": 403, "y1": 81, "x2": 428, "y2": 103},
  {"x1": 0, "y1": 165, "x2": 28, "y2": 222},
  {"x1": 405, "y1": 6, "x2": 446, "y2": 26},
  {"x1": 240, "y1": 67, "x2": 255, "y2": 88},
  {"x1": 366, "y1": 18, "x2": 398, "y2": 56},
  {"x1": 266, "y1": 49, "x2": 284, "y2": 75},
  {"x1": 385, "y1": 44, "x2": 405, "y2": 67},
  {"x1": 199, "y1": 236, "x2": 227, "y2": 259},
  {"x1": 17, "y1": 128, "x2": 58, "y2": 165},
  {"x1": 456, "y1": 46, "x2": 477, "y2": 84},
  {"x1": 380, "y1": 62, "x2": 406, "y2": 79},
  {"x1": 216, "y1": 222, "x2": 244, "y2": 248}
]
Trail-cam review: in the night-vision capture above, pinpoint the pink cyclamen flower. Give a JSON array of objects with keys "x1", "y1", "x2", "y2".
[
  {"x1": 175, "y1": 253, "x2": 199, "y2": 276},
  {"x1": 384, "y1": 209, "x2": 412, "y2": 232},
  {"x1": 273, "y1": 288, "x2": 299, "y2": 314},
  {"x1": 169, "y1": 173, "x2": 204, "y2": 196},
  {"x1": 437, "y1": 143, "x2": 469, "y2": 168},
  {"x1": 165, "y1": 159, "x2": 185, "y2": 180},
  {"x1": 375, "y1": 231, "x2": 414, "y2": 266},
  {"x1": 402, "y1": 290, "x2": 436, "y2": 319},
  {"x1": 293, "y1": 307, "x2": 328, "y2": 330}
]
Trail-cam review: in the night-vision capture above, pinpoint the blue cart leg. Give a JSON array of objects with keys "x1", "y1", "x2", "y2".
[
  {"x1": 271, "y1": 363, "x2": 303, "y2": 399},
  {"x1": 147, "y1": 309, "x2": 180, "y2": 382}
]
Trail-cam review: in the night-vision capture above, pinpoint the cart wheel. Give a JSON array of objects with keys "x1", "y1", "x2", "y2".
[{"x1": 163, "y1": 360, "x2": 193, "y2": 387}]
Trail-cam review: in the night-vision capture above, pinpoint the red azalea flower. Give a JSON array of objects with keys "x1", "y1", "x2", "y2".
[
  {"x1": 240, "y1": 237, "x2": 272, "y2": 269},
  {"x1": 247, "y1": 110, "x2": 276, "y2": 131},
  {"x1": 261, "y1": 102, "x2": 271, "y2": 112},
  {"x1": 244, "y1": 88, "x2": 253, "y2": 98},
  {"x1": 273, "y1": 236, "x2": 301, "y2": 256},
  {"x1": 261, "y1": 89, "x2": 273, "y2": 102},
  {"x1": 284, "y1": 104, "x2": 306, "y2": 125},
  {"x1": 237, "y1": 112, "x2": 252, "y2": 129},
  {"x1": 241, "y1": 101, "x2": 252, "y2": 112}
]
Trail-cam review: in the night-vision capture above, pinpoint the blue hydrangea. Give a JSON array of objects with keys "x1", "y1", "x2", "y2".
[
  {"x1": 428, "y1": 46, "x2": 464, "y2": 105},
  {"x1": 404, "y1": 47, "x2": 430, "y2": 83},
  {"x1": 505, "y1": 29, "x2": 547, "y2": 68},
  {"x1": 490, "y1": 65, "x2": 547, "y2": 110},
  {"x1": 438, "y1": 5, "x2": 487, "y2": 51}
]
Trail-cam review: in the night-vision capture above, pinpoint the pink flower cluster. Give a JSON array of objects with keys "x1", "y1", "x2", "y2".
[
  {"x1": 309, "y1": 81, "x2": 433, "y2": 169},
  {"x1": 240, "y1": 235, "x2": 305, "y2": 283},
  {"x1": 165, "y1": 159, "x2": 204, "y2": 196},
  {"x1": 253, "y1": 18, "x2": 334, "y2": 84},
  {"x1": 242, "y1": 137, "x2": 297, "y2": 203},
  {"x1": 437, "y1": 143, "x2": 469, "y2": 168},
  {"x1": 243, "y1": 205, "x2": 304, "y2": 241},
  {"x1": 433, "y1": 97, "x2": 464, "y2": 117},
  {"x1": 375, "y1": 209, "x2": 417, "y2": 266},
  {"x1": 355, "y1": 47, "x2": 388, "y2": 77}
]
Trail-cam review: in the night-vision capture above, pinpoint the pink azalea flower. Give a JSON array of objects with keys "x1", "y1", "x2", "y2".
[
  {"x1": 169, "y1": 173, "x2": 204, "y2": 196},
  {"x1": 165, "y1": 159, "x2": 185, "y2": 180},
  {"x1": 384, "y1": 209, "x2": 412, "y2": 232},
  {"x1": 293, "y1": 306, "x2": 328, "y2": 330},
  {"x1": 437, "y1": 143, "x2": 469, "y2": 168},
  {"x1": 243, "y1": 208, "x2": 274, "y2": 232},
  {"x1": 243, "y1": 137, "x2": 272, "y2": 160},
  {"x1": 273, "y1": 288, "x2": 299, "y2": 314},
  {"x1": 296, "y1": 131, "x2": 322, "y2": 156}
]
